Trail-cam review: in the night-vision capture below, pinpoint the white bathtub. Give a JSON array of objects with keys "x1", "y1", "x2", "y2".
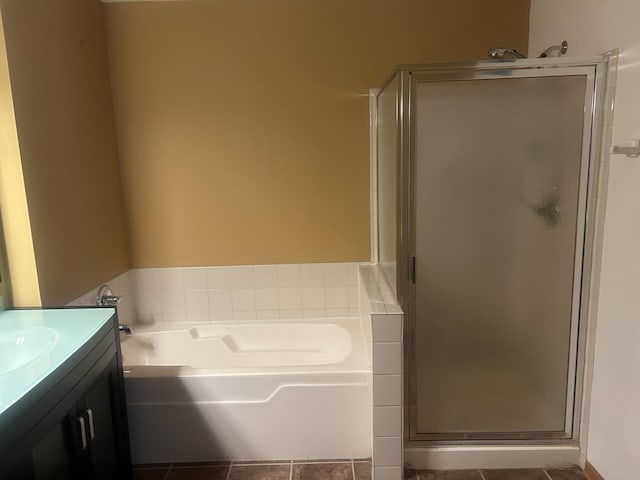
[{"x1": 121, "y1": 317, "x2": 372, "y2": 464}]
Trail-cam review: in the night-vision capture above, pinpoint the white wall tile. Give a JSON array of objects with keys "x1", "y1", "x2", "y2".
[
  {"x1": 135, "y1": 312, "x2": 156, "y2": 323},
  {"x1": 134, "y1": 269, "x2": 160, "y2": 292},
  {"x1": 373, "y1": 375, "x2": 402, "y2": 406},
  {"x1": 279, "y1": 309, "x2": 303, "y2": 319},
  {"x1": 348, "y1": 286, "x2": 359, "y2": 308},
  {"x1": 157, "y1": 268, "x2": 184, "y2": 291},
  {"x1": 374, "y1": 467, "x2": 402, "y2": 480},
  {"x1": 255, "y1": 288, "x2": 279, "y2": 310},
  {"x1": 186, "y1": 311, "x2": 210, "y2": 323},
  {"x1": 373, "y1": 406, "x2": 402, "y2": 437},
  {"x1": 373, "y1": 437, "x2": 402, "y2": 467},
  {"x1": 303, "y1": 309, "x2": 326, "y2": 318},
  {"x1": 373, "y1": 343, "x2": 402, "y2": 375},
  {"x1": 301, "y1": 264, "x2": 325, "y2": 287},
  {"x1": 230, "y1": 266, "x2": 254, "y2": 288},
  {"x1": 208, "y1": 289, "x2": 232, "y2": 312},
  {"x1": 254, "y1": 265, "x2": 278, "y2": 287},
  {"x1": 302, "y1": 287, "x2": 325, "y2": 309},
  {"x1": 346, "y1": 263, "x2": 360, "y2": 286},
  {"x1": 183, "y1": 268, "x2": 207, "y2": 290},
  {"x1": 76, "y1": 263, "x2": 369, "y2": 329},
  {"x1": 207, "y1": 267, "x2": 231, "y2": 289},
  {"x1": 232, "y1": 289, "x2": 256, "y2": 311},
  {"x1": 324, "y1": 263, "x2": 348, "y2": 286},
  {"x1": 372, "y1": 314, "x2": 402, "y2": 342},
  {"x1": 161, "y1": 292, "x2": 185, "y2": 314},
  {"x1": 257, "y1": 309, "x2": 279, "y2": 320},
  {"x1": 185, "y1": 290, "x2": 209, "y2": 313},
  {"x1": 136, "y1": 292, "x2": 162, "y2": 315},
  {"x1": 210, "y1": 311, "x2": 233, "y2": 322},
  {"x1": 232, "y1": 310, "x2": 257, "y2": 321},
  {"x1": 159, "y1": 312, "x2": 186, "y2": 323},
  {"x1": 325, "y1": 286, "x2": 349, "y2": 308},
  {"x1": 279, "y1": 287, "x2": 302, "y2": 310},
  {"x1": 277, "y1": 264, "x2": 301, "y2": 287}
]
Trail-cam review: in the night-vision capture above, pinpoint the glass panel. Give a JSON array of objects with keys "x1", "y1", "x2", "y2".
[
  {"x1": 377, "y1": 74, "x2": 399, "y2": 291},
  {"x1": 414, "y1": 75, "x2": 587, "y2": 435}
]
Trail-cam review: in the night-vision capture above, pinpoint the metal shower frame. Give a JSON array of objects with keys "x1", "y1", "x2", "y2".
[{"x1": 378, "y1": 56, "x2": 609, "y2": 445}]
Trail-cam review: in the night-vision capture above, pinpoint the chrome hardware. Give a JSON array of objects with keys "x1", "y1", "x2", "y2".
[
  {"x1": 487, "y1": 48, "x2": 526, "y2": 60},
  {"x1": 78, "y1": 416, "x2": 87, "y2": 450},
  {"x1": 119, "y1": 324, "x2": 132, "y2": 335},
  {"x1": 539, "y1": 40, "x2": 569, "y2": 58},
  {"x1": 612, "y1": 139, "x2": 640, "y2": 158},
  {"x1": 86, "y1": 409, "x2": 95, "y2": 440},
  {"x1": 96, "y1": 284, "x2": 121, "y2": 307}
]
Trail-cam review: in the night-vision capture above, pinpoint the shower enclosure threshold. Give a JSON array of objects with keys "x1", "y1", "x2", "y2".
[{"x1": 404, "y1": 444, "x2": 581, "y2": 470}]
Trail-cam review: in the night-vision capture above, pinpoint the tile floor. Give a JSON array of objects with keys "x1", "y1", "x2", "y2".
[
  {"x1": 405, "y1": 467, "x2": 586, "y2": 480},
  {"x1": 133, "y1": 462, "x2": 586, "y2": 480},
  {"x1": 133, "y1": 459, "x2": 372, "y2": 480}
]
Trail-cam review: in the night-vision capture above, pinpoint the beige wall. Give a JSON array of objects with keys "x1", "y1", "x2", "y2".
[
  {"x1": 104, "y1": 0, "x2": 530, "y2": 268},
  {"x1": 530, "y1": 2, "x2": 640, "y2": 477},
  {"x1": 0, "y1": 0, "x2": 130, "y2": 305}
]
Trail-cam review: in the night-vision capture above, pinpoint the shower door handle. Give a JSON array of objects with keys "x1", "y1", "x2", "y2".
[{"x1": 409, "y1": 255, "x2": 416, "y2": 285}]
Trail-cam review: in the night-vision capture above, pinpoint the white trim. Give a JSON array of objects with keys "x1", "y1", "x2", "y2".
[{"x1": 369, "y1": 88, "x2": 380, "y2": 264}]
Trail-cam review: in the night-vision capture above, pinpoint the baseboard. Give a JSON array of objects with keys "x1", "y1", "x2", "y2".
[{"x1": 584, "y1": 461, "x2": 605, "y2": 480}]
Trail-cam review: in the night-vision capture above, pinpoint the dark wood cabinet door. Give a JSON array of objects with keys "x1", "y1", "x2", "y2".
[
  {"x1": 83, "y1": 357, "x2": 119, "y2": 480},
  {"x1": 30, "y1": 418, "x2": 73, "y2": 480}
]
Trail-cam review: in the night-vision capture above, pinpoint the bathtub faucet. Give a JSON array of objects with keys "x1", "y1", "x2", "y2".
[
  {"x1": 96, "y1": 284, "x2": 121, "y2": 307},
  {"x1": 119, "y1": 324, "x2": 132, "y2": 335}
]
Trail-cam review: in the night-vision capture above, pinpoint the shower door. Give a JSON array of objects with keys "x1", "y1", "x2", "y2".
[{"x1": 404, "y1": 62, "x2": 603, "y2": 441}]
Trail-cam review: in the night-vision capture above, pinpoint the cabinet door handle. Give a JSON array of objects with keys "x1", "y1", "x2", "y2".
[
  {"x1": 78, "y1": 416, "x2": 87, "y2": 450},
  {"x1": 86, "y1": 408, "x2": 95, "y2": 440}
]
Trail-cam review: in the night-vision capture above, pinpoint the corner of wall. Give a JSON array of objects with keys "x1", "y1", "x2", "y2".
[{"x1": 0, "y1": 10, "x2": 41, "y2": 307}]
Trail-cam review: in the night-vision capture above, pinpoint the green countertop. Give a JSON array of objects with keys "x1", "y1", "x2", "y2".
[{"x1": 0, "y1": 308, "x2": 116, "y2": 417}]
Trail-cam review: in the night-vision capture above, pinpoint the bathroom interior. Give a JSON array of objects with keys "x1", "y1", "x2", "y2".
[{"x1": 0, "y1": 0, "x2": 638, "y2": 479}]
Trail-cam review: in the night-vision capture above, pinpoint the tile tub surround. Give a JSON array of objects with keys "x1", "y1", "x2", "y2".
[
  {"x1": 68, "y1": 263, "x2": 364, "y2": 326},
  {"x1": 131, "y1": 263, "x2": 363, "y2": 324},
  {"x1": 358, "y1": 265, "x2": 404, "y2": 480}
]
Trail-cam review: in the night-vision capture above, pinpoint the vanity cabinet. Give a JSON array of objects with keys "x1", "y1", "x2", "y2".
[{"x1": 0, "y1": 309, "x2": 132, "y2": 480}]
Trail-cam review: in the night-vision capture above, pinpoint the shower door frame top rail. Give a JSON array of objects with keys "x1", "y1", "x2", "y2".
[{"x1": 392, "y1": 57, "x2": 608, "y2": 444}]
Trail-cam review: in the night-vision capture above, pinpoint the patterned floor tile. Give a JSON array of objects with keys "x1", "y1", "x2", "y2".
[
  {"x1": 228, "y1": 464, "x2": 292, "y2": 480},
  {"x1": 482, "y1": 469, "x2": 549, "y2": 480},
  {"x1": 292, "y1": 462, "x2": 353, "y2": 480}
]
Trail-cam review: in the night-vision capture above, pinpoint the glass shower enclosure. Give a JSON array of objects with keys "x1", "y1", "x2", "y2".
[{"x1": 377, "y1": 58, "x2": 606, "y2": 442}]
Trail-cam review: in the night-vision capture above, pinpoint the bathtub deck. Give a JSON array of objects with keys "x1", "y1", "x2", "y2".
[{"x1": 132, "y1": 461, "x2": 587, "y2": 480}]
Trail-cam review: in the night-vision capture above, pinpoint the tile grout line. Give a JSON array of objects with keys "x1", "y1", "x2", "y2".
[
  {"x1": 351, "y1": 459, "x2": 356, "y2": 480},
  {"x1": 479, "y1": 470, "x2": 486, "y2": 480},
  {"x1": 292, "y1": 461, "x2": 355, "y2": 464},
  {"x1": 289, "y1": 460, "x2": 293, "y2": 480},
  {"x1": 225, "y1": 463, "x2": 233, "y2": 480},
  {"x1": 161, "y1": 463, "x2": 173, "y2": 480},
  {"x1": 543, "y1": 470, "x2": 554, "y2": 480}
]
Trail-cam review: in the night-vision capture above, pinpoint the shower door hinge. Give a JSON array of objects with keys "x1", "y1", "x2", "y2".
[{"x1": 409, "y1": 255, "x2": 416, "y2": 285}]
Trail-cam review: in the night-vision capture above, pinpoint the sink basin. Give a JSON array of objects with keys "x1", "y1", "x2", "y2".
[{"x1": 0, "y1": 327, "x2": 59, "y2": 375}]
